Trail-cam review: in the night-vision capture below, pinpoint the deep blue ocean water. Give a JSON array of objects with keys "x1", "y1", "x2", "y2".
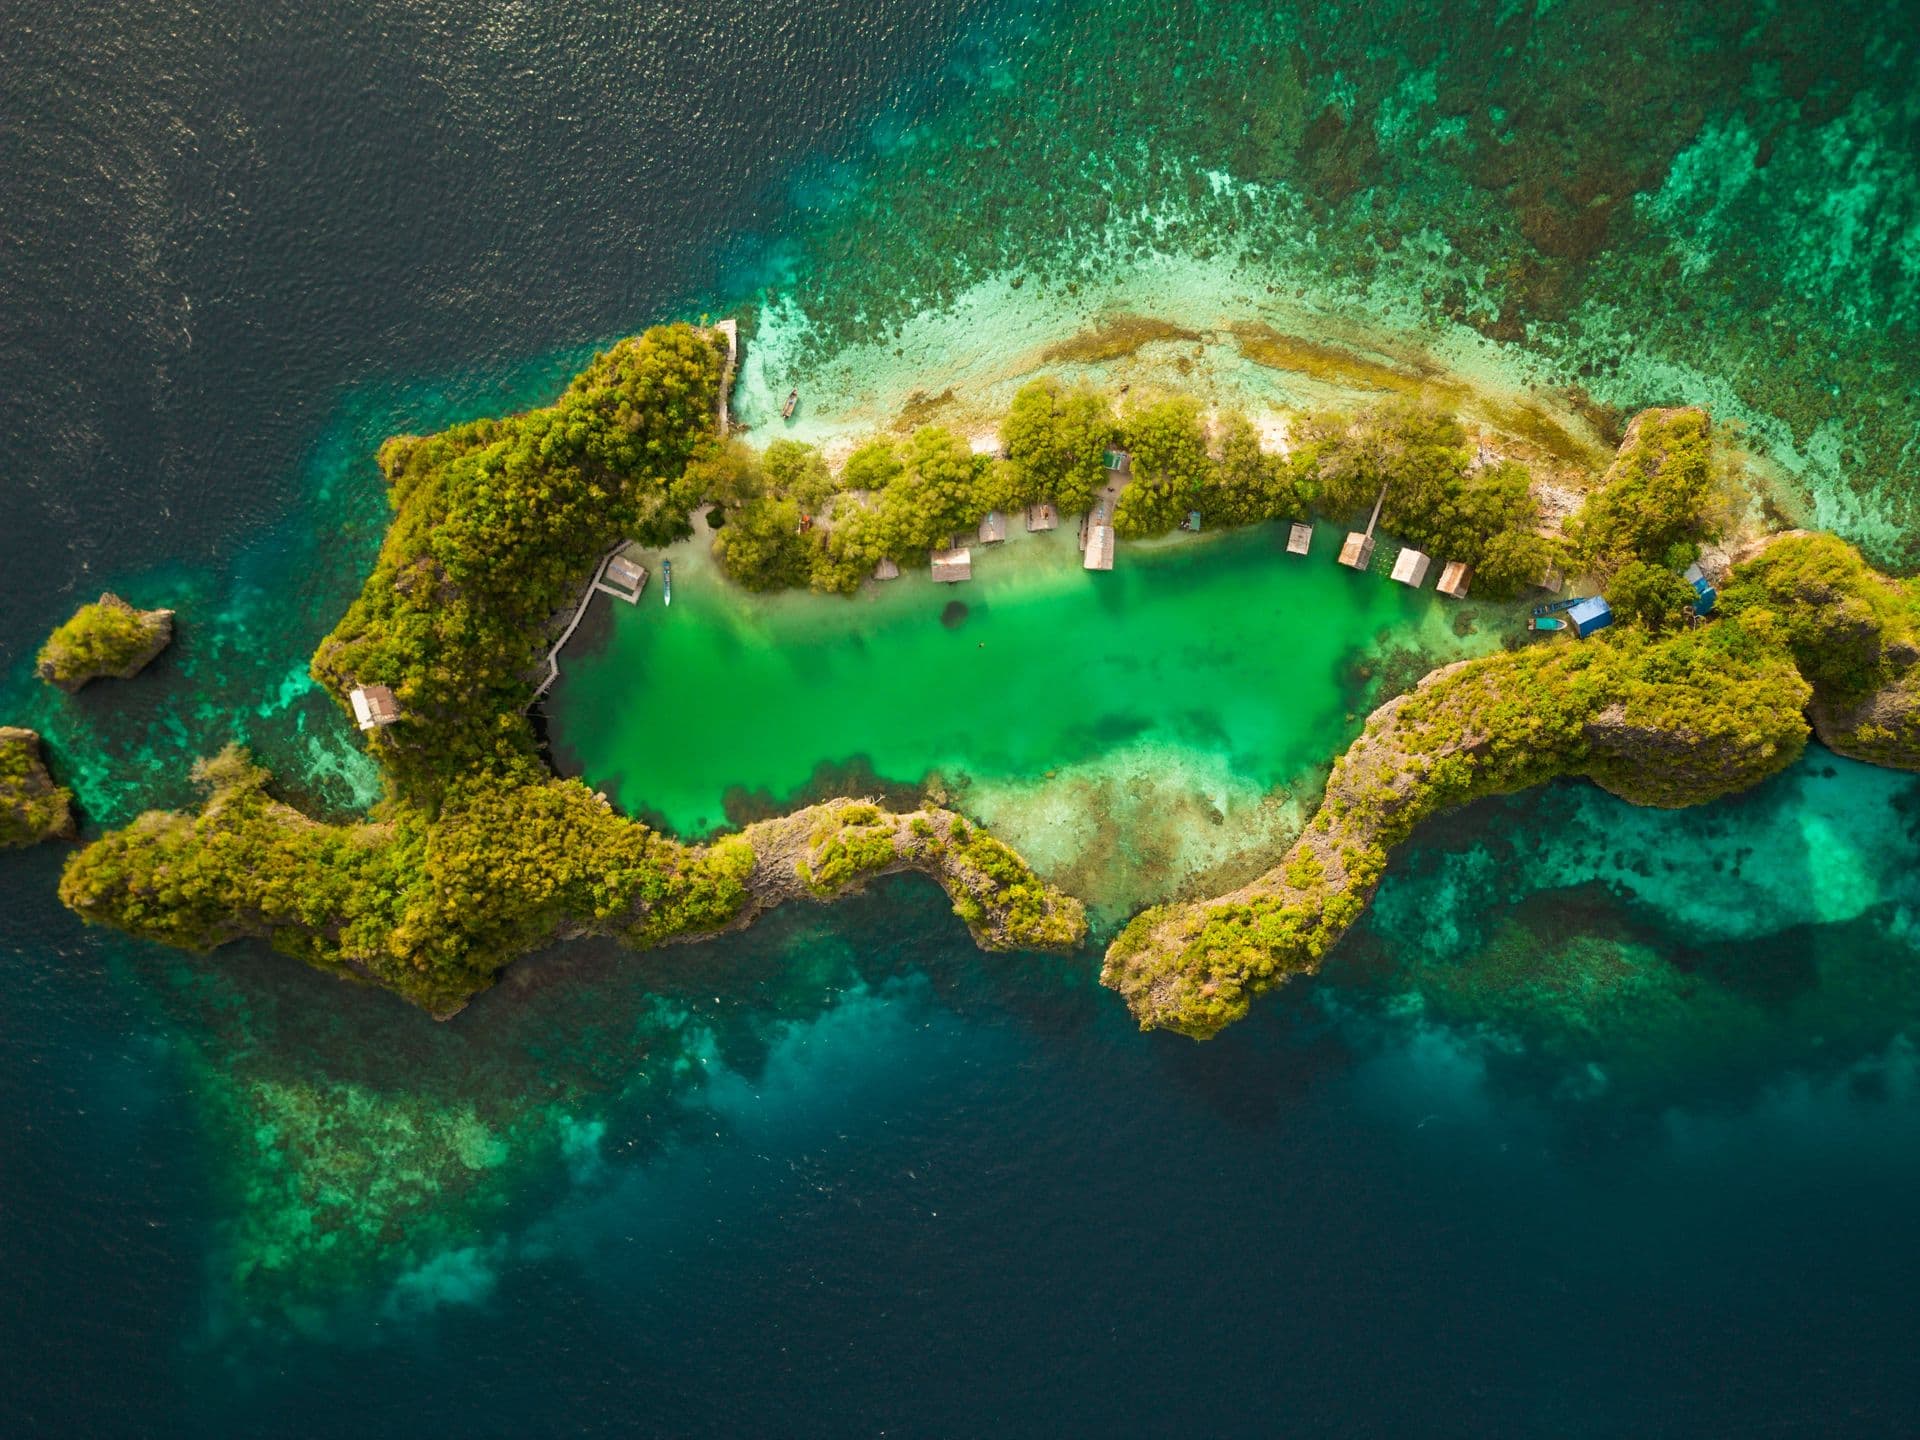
[{"x1": 5, "y1": 1, "x2": 1920, "y2": 1434}]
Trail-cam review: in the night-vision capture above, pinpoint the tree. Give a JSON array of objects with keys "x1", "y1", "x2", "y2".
[
  {"x1": 1204, "y1": 411, "x2": 1300, "y2": 526},
  {"x1": 763, "y1": 439, "x2": 838, "y2": 511},
  {"x1": 1002, "y1": 379, "x2": 1114, "y2": 513},
  {"x1": 840, "y1": 437, "x2": 903, "y2": 494},
  {"x1": 811, "y1": 505, "x2": 884, "y2": 594},
  {"x1": 685, "y1": 439, "x2": 765, "y2": 511},
  {"x1": 712, "y1": 497, "x2": 812, "y2": 591},
  {"x1": 1567, "y1": 408, "x2": 1716, "y2": 576},
  {"x1": 1607, "y1": 559, "x2": 1699, "y2": 633},
  {"x1": 1116, "y1": 397, "x2": 1211, "y2": 537},
  {"x1": 873, "y1": 426, "x2": 984, "y2": 557}
]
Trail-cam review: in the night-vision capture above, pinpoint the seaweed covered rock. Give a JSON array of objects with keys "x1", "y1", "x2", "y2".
[
  {"x1": 0, "y1": 727, "x2": 74, "y2": 848},
  {"x1": 37, "y1": 593, "x2": 174, "y2": 692}
]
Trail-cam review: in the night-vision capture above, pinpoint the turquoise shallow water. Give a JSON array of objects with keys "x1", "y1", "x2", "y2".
[
  {"x1": 549, "y1": 522, "x2": 1476, "y2": 835},
  {"x1": 4, "y1": 0, "x2": 1920, "y2": 1432}
]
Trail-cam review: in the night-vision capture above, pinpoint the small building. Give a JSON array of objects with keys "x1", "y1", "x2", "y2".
[
  {"x1": 1436, "y1": 560, "x2": 1473, "y2": 599},
  {"x1": 601, "y1": 552, "x2": 648, "y2": 601},
  {"x1": 1683, "y1": 562, "x2": 1717, "y2": 615},
  {"x1": 1083, "y1": 523, "x2": 1116, "y2": 572},
  {"x1": 978, "y1": 511, "x2": 1008, "y2": 544},
  {"x1": 1286, "y1": 522, "x2": 1314, "y2": 556},
  {"x1": 1568, "y1": 597, "x2": 1614, "y2": 638},
  {"x1": 1102, "y1": 448, "x2": 1131, "y2": 476},
  {"x1": 1535, "y1": 565, "x2": 1566, "y2": 595},
  {"x1": 1183, "y1": 510, "x2": 1203, "y2": 532},
  {"x1": 1338, "y1": 532, "x2": 1375, "y2": 571},
  {"x1": 1026, "y1": 503, "x2": 1059, "y2": 532},
  {"x1": 349, "y1": 684, "x2": 401, "y2": 732},
  {"x1": 1390, "y1": 547, "x2": 1432, "y2": 588},
  {"x1": 931, "y1": 547, "x2": 972, "y2": 583},
  {"x1": 873, "y1": 558, "x2": 900, "y2": 582}
]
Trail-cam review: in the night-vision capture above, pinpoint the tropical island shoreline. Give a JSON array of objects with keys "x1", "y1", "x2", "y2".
[{"x1": 34, "y1": 319, "x2": 1920, "y2": 1038}]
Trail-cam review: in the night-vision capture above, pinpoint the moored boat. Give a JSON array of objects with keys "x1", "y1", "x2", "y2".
[
  {"x1": 781, "y1": 389, "x2": 798, "y2": 420},
  {"x1": 662, "y1": 558, "x2": 673, "y2": 607}
]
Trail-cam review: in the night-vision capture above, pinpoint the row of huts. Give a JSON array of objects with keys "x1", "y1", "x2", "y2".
[{"x1": 898, "y1": 452, "x2": 1125, "y2": 586}]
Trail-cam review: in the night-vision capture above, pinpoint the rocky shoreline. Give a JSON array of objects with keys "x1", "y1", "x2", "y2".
[{"x1": 0, "y1": 727, "x2": 74, "y2": 848}]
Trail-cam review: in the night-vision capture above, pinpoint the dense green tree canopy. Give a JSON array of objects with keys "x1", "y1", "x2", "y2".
[{"x1": 1115, "y1": 397, "x2": 1211, "y2": 537}]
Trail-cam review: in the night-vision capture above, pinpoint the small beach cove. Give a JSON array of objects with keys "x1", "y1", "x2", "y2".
[{"x1": 546, "y1": 520, "x2": 1505, "y2": 917}]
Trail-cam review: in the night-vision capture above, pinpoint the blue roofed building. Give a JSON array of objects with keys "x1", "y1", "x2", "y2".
[
  {"x1": 1568, "y1": 596, "x2": 1614, "y2": 638},
  {"x1": 1683, "y1": 562, "x2": 1718, "y2": 615}
]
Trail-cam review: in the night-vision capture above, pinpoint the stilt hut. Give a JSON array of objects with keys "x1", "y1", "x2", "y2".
[
  {"x1": 1026, "y1": 503, "x2": 1059, "y2": 532},
  {"x1": 1435, "y1": 560, "x2": 1473, "y2": 598},
  {"x1": 978, "y1": 511, "x2": 1008, "y2": 544},
  {"x1": 601, "y1": 552, "x2": 648, "y2": 602},
  {"x1": 1535, "y1": 565, "x2": 1566, "y2": 595},
  {"x1": 1083, "y1": 523, "x2": 1115, "y2": 572},
  {"x1": 1390, "y1": 547, "x2": 1433, "y2": 588},
  {"x1": 1286, "y1": 522, "x2": 1313, "y2": 555},
  {"x1": 349, "y1": 684, "x2": 401, "y2": 732},
  {"x1": 1340, "y1": 481, "x2": 1390, "y2": 572},
  {"x1": 873, "y1": 558, "x2": 901, "y2": 582},
  {"x1": 931, "y1": 547, "x2": 972, "y2": 583}
]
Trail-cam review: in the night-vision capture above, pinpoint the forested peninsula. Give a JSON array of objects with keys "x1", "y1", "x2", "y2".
[
  {"x1": 49, "y1": 322, "x2": 1920, "y2": 1033},
  {"x1": 55, "y1": 325, "x2": 1083, "y2": 1016}
]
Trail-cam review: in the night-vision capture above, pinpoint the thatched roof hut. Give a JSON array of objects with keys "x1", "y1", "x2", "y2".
[
  {"x1": 1286, "y1": 522, "x2": 1313, "y2": 555},
  {"x1": 873, "y1": 558, "x2": 901, "y2": 581},
  {"x1": 979, "y1": 511, "x2": 1008, "y2": 544},
  {"x1": 1436, "y1": 560, "x2": 1472, "y2": 598},
  {"x1": 1390, "y1": 548, "x2": 1432, "y2": 587},
  {"x1": 1338, "y1": 532, "x2": 1375, "y2": 570},
  {"x1": 931, "y1": 547, "x2": 972, "y2": 583},
  {"x1": 1026, "y1": 503, "x2": 1059, "y2": 532}
]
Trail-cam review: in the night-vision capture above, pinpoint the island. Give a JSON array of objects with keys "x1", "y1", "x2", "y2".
[
  {"x1": 56, "y1": 325, "x2": 1084, "y2": 1017},
  {"x1": 37, "y1": 593, "x2": 175, "y2": 692},
  {"x1": 1, "y1": 727, "x2": 75, "y2": 848},
  {"x1": 48, "y1": 323, "x2": 1920, "y2": 1034}
]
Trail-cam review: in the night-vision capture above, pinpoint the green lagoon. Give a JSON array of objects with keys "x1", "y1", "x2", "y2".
[{"x1": 548, "y1": 521, "x2": 1497, "y2": 910}]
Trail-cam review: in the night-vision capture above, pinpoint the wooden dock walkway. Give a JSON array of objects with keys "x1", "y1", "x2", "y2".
[{"x1": 531, "y1": 544, "x2": 647, "y2": 702}]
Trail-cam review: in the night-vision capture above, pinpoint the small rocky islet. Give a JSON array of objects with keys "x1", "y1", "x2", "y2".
[
  {"x1": 0, "y1": 727, "x2": 74, "y2": 849},
  {"x1": 35, "y1": 592, "x2": 174, "y2": 692}
]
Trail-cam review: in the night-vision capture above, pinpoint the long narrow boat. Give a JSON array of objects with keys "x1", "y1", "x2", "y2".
[
  {"x1": 662, "y1": 559, "x2": 673, "y2": 607},
  {"x1": 782, "y1": 389, "x2": 799, "y2": 421}
]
